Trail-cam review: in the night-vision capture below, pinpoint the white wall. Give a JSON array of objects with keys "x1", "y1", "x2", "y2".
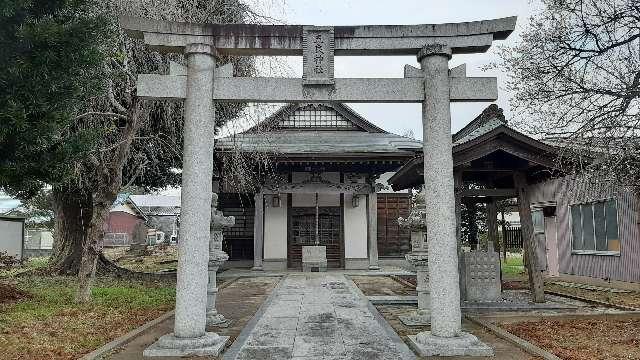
[
  {"x1": 0, "y1": 219, "x2": 23, "y2": 259},
  {"x1": 263, "y1": 194, "x2": 287, "y2": 259},
  {"x1": 343, "y1": 173, "x2": 368, "y2": 259},
  {"x1": 344, "y1": 193, "x2": 368, "y2": 259}
]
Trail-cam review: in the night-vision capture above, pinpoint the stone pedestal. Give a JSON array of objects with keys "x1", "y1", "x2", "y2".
[
  {"x1": 400, "y1": 251, "x2": 430, "y2": 326},
  {"x1": 407, "y1": 332, "x2": 493, "y2": 357},
  {"x1": 144, "y1": 333, "x2": 229, "y2": 357},
  {"x1": 302, "y1": 245, "x2": 327, "y2": 272},
  {"x1": 206, "y1": 193, "x2": 234, "y2": 327},
  {"x1": 206, "y1": 249, "x2": 229, "y2": 327}
]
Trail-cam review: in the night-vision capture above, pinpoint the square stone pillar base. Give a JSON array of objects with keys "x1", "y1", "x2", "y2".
[
  {"x1": 407, "y1": 332, "x2": 493, "y2": 357},
  {"x1": 143, "y1": 332, "x2": 229, "y2": 357}
]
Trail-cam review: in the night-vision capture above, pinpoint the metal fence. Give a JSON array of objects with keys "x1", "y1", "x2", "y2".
[{"x1": 503, "y1": 225, "x2": 523, "y2": 251}]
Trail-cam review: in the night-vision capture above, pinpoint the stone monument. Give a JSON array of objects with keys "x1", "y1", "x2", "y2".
[
  {"x1": 206, "y1": 193, "x2": 234, "y2": 327},
  {"x1": 464, "y1": 241, "x2": 502, "y2": 302},
  {"x1": 302, "y1": 245, "x2": 327, "y2": 272}
]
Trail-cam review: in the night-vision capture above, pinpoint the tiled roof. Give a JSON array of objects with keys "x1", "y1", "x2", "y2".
[{"x1": 129, "y1": 195, "x2": 181, "y2": 208}]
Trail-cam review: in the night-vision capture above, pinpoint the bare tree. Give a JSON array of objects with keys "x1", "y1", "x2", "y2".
[
  {"x1": 496, "y1": 0, "x2": 640, "y2": 185},
  {"x1": 47, "y1": 0, "x2": 287, "y2": 303}
]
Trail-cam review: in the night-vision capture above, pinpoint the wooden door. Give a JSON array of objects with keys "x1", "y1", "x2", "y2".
[
  {"x1": 219, "y1": 193, "x2": 255, "y2": 260},
  {"x1": 544, "y1": 216, "x2": 559, "y2": 277},
  {"x1": 376, "y1": 193, "x2": 411, "y2": 257},
  {"x1": 288, "y1": 207, "x2": 342, "y2": 269}
]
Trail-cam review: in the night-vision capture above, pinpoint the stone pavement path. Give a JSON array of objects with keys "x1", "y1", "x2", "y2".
[{"x1": 224, "y1": 273, "x2": 416, "y2": 360}]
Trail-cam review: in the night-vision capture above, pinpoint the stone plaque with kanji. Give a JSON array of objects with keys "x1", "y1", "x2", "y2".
[{"x1": 302, "y1": 26, "x2": 335, "y2": 85}]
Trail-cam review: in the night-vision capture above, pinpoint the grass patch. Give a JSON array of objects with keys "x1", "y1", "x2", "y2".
[
  {"x1": 0, "y1": 274, "x2": 175, "y2": 360},
  {"x1": 501, "y1": 253, "x2": 525, "y2": 276}
]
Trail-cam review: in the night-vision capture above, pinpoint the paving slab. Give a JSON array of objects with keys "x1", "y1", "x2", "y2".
[
  {"x1": 105, "y1": 276, "x2": 279, "y2": 360},
  {"x1": 225, "y1": 273, "x2": 416, "y2": 360}
]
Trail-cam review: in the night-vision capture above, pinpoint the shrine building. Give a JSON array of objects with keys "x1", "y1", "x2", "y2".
[{"x1": 214, "y1": 103, "x2": 421, "y2": 270}]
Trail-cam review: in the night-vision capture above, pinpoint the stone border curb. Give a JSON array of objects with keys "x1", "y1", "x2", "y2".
[
  {"x1": 80, "y1": 310, "x2": 175, "y2": 360},
  {"x1": 465, "y1": 315, "x2": 562, "y2": 360},
  {"x1": 80, "y1": 276, "x2": 240, "y2": 360},
  {"x1": 477, "y1": 310, "x2": 640, "y2": 324},
  {"x1": 221, "y1": 276, "x2": 284, "y2": 360},
  {"x1": 345, "y1": 275, "x2": 417, "y2": 360},
  {"x1": 545, "y1": 289, "x2": 640, "y2": 312},
  {"x1": 390, "y1": 274, "x2": 417, "y2": 289}
]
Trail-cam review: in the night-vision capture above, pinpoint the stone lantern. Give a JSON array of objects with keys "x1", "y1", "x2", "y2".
[
  {"x1": 397, "y1": 191, "x2": 430, "y2": 325},
  {"x1": 206, "y1": 193, "x2": 234, "y2": 327}
]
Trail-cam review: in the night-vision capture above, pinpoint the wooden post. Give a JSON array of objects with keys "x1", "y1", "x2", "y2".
[
  {"x1": 367, "y1": 192, "x2": 380, "y2": 270},
  {"x1": 513, "y1": 171, "x2": 545, "y2": 303},
  {"x1": 252, "y1": 192, "x2": 264, "y2": 271},
  {"x1": 487, "y1": 198, "x2": 498, "y2": 251},
  {"x1": 315, "y1": 192, "x2": 319, "y2": 246},
  {"x1": 501, "y1": 209, "x2": 508, "y2": 260},
  {"x1": 454, "y1": 170, "x2": 465, "y2": 301}
]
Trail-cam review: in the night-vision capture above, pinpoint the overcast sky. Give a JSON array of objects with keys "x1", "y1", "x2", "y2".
[
  {"x1": 1, "y1": 1, "x2": 543, "y2": 204},
  {"x1": 241, "y1": 0, "x2": 542, "y2": 139}
]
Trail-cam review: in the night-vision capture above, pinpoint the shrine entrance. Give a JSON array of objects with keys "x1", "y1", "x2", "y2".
[
  {"x1": 121, "y1": 14, "x2": 517, "y2": 358},
  {"x1": 288, "y1": 206, "x2": 342, "y2": 269}
]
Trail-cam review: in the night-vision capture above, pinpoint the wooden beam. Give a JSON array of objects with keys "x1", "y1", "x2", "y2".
[
  {"x1": 513, "y1": 171, "x2": 545, "y2": 303},
  {"x1": 262, "y1": 181, "x2": 374, "y2": 195},
  {"x1": 459, "y1": 188, "x2": 516, "y2": 198},
  {"x1": 137, "y1": 75, "x2": 498, "y2": 103},
  {"x1": 120, "y1": 16, "x2": 517, "y2": 55}
]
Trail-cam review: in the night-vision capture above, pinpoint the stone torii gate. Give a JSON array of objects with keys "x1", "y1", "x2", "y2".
[{"x1": 120, "y1": 16, "x2": 516, "y2": 357}]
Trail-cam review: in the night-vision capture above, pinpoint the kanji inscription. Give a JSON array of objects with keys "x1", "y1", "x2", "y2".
[{"x1": 303, "y1": 26, "x2": 335, "y2": 85}]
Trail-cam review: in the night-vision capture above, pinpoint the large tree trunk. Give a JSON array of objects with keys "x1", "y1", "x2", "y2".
[
  {"x1": 75, "y1": 200, "x2": 112, "y2": 302},
  {"x1": 50, "y1": 186, "x2": 93, "y2": 275},
  {"x1": 74, "y1": 99, "x2": 140, "y2": 303}
]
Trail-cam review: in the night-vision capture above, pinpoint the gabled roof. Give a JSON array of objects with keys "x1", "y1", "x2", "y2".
[
  {"x1": 246, "y1": 103, "x2": 387, "y2": 133},
  {"x1": 216, "y1": 103, "x2": 422, "y2": 158},
  {"x1": 388, "y1": 104, "x2": 559, "y2": 190},
  {"x1": 452, "y1": 104, "x2": 507, "y2": 144},
  {"x1": 110, "y1": 193, "x2": 147, "y2": 220},
  {"x1": 128, "y1": 195, "x2": 181, "y2": 208}
]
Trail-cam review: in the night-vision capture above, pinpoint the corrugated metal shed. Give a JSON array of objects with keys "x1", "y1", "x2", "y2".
[{"x1": 529, "y1": 175, "x2": 640, "y2": 283}]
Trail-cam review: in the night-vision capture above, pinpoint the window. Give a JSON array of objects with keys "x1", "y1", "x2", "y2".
[
  {"x1": 277, "y1": 105, "x2": 359, "y2": 130},
  {"x1": 570, "y1": 199, "x2": 620, "y2": 254}
]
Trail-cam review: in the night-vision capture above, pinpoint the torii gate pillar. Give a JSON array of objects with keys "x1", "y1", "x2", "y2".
[
  {"x1": 144, "y1": 43, "x2": 229, "y2": 357},
  {"x1": 406, "y1": 44, "x2": 493, "y2": 356}
]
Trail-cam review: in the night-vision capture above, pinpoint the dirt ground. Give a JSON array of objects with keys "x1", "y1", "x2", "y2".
[
  {"x1": 103, "y1": 245, "x2": 178, "y2": 273},
  {"x1": 0, "y1": 282, "x2": 31, "y2": 303},
  {"x1": 105, "y1": 276, "x2": 279, "y2": 360},
  {"x1": 350, "y1": 275, "x2": 416, "y2": 296},
  {"x1": 376, "y1": 304, "x2": 536, "y2": 360},
  {"x1": 503, "y1": 318, "x2": 640, "y2": 360},
  {"x1": 546, "y1": 282, "x2": 640, "y2": 309}
]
